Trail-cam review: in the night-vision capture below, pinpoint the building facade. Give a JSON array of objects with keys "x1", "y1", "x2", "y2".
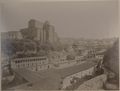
[
  {"x1": 20, "y1": 19, "x2": 59, "y2": 44},
  {"x1": 11, "y1": 56, "x2": 50, "y2": 71},
  {"x1": 1, "y1": 19, "x2": 59, "y2": 45},
  {"x1": 1, "y1": 31, "x2": 22, "y2": 40}
]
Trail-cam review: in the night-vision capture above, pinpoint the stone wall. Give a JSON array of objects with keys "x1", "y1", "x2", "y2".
[
  {"x1": 77, "y1": 74, "x2": 107, "y2": 90},
  {"x1": 62, "y1": 66, "x2": 95, "y2": 89}
]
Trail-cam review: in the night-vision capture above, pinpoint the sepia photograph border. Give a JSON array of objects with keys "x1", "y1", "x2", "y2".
[{"x1": 0, "y1": 0, "x2": 120, "y2": 91}]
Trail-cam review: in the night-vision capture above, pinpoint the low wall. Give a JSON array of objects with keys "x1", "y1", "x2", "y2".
[
  {"x1": 62, "y1": 66, "x2": 95, "y2": 89},
  {"x1": 77, "y1": 74, "x2": 107, "y2": 90}
]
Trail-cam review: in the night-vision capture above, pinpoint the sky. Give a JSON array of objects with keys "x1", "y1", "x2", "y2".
[{"x1": 1, "y1": 0, "x2": 119, "y2": 39}]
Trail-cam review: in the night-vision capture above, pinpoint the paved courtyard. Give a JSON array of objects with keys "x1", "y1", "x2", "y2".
[{"x1": 11, "y1": 60, "x2": 97, "y2": 90}]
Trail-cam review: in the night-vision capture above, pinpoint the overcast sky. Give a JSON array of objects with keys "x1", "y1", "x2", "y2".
[{"x1": 1, "y1": 0, "x2": 119, "y2": 39}]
